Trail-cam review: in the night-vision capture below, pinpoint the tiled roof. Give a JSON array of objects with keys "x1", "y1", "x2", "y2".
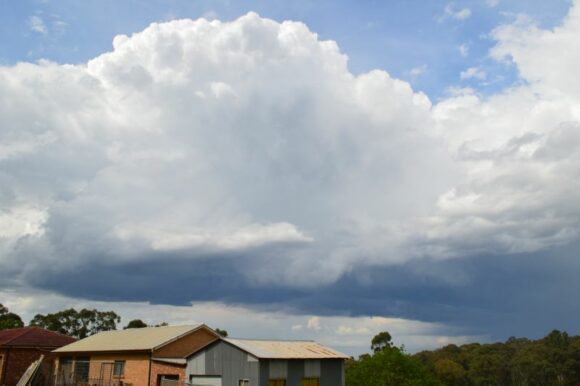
[
  {"x1": 0, "y1": 327, "x2": 76, "y2": 348},
  {"x1": 224, "y1": 338, "x2": 350, "y2": 359},
  {"x1": 55, "y1": 325, "x2": 204, "y2": 353}
]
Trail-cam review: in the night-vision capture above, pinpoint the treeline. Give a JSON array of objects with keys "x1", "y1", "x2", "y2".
[
  {"x1": 414, "y1": 330, "x2": 580, "y2": 386},
  {"x1": 0, "y1": 303, "x2": 227, "y2": 338},
  {"x1": 346, "y1": 329, "x2": 580, "y2": 386}
]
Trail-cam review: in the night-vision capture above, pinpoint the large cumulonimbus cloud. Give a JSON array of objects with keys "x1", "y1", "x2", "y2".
[
  {"x1": 0, "y1": 12, "x2": 456, "y2": 288},
  {"x1": 1, "y1": 3, "x2": 580, "y2": 303}
]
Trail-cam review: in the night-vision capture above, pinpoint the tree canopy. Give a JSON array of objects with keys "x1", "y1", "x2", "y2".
[
  {"x1": 29, "y1": 308, "x2": 120, "y2": 339},
  {"x1": 414, "y1": 329, "x2": 580, "y2": 386},
  {"x1": 346, "y1": 331, "x2": 442, "y2": 386},
  {"x1": 371, "y1": 331, "x2": 394, "y2": 353},
  {"x1": 0, "y1": 303, "x2": 24, "y2": 330},
  {"x1": 124, "y1": 319, "x2": 148, "y2": 329},
  {"x1": 215, "y1": 328, "x2": 228, "y2": 337}
]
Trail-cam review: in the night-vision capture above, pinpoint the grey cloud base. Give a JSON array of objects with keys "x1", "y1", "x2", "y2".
[{"x1": 20, "y1": 241, "x2": 580, "y2": 341}]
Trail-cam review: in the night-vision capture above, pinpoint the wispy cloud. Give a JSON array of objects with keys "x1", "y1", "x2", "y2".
[
  {"x1": 459, "y1": 43, "x2": 470, "y2": 57},
  {"x1": 28, "y1": 15, "x2": 47, "y2": 35},
  {"x1": 440, "y1": 3, "x2": 472, "y2": 22},
  {"x1": 460, "y1": 66, "x2": 487, "y2": 80},
  {"x1": 486, "y1": 0, "x2": 500, "y2": 7},
  {"x1": 408, "y1": 64, "x2": 428, "y2": 79}
]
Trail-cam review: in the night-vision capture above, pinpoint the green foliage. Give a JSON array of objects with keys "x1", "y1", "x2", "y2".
[
  {"x1": 371, "y1": 331, "x2": 394, "y2": 353},
  {"x1": 414, "y1": 330, "x2": 580, "y2": 386},
  {"x1": 0, "y1": 303, "x2": 24, "y2": 330},
  {"x1": 29, "y1": 308, "x2": 120, "y2": 339},
  {"x1": 215, "y1": 328, "x2": 228, "y2": 337},
  {"x1": 347, "y1": 346, "x2": 442, "y2": 386},
  {"x1": 124, "y1": 319, "x2": 148, "y2": 329},
  {"x1": 347, "y1": 331, "x2": 441, "y2": 386}
]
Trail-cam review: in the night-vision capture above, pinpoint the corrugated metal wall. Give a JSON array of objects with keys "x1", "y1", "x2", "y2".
[
  {"x1": 186, "y1": 341, "x2": 259, "y2": 385},
  {"x1": 259, "y1": 359, "x2": 344, "y2": 386}
]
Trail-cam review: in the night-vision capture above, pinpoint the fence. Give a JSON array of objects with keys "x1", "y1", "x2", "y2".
[{"x1": 54, "y1": 360, "x2": 123, "y2": 386}]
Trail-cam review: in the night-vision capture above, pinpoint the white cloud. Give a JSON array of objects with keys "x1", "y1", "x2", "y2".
[
  {"x1": 487, "y1": 0, "x2": 500, "y2": 7},
  {"x1": 114, "y1": 222, "x2": 312, "y2": 252},
  {"x1": 0, "y1": 289, "x2": 479, "y2": 355},
  {"x1": 29, "y1": 15, "x2": 47, "y2": 35},
  {"x1": 460, "y1": 66, "x2": 487, "y2": 80},
  {"x1": 425, "y1": 0, "x2": 580, "y2": 257},
  {"x1": 441, "y1": 3, "x2": 472, "y2": 22},
  {"x1": 408, "y1": 64, "x2": 428, "y2": 79},
  {"x1": 307, "y1": 316, "x2": 322, "y2": 331},
  {"x1": 491, "y1": 3, "x2": 580, "y2": 98},
  {"x1": 459, "y1": 43, "x2": 469, "y2": 57},
  {"x1": 0, "y1": 206, "x2": 47, "y2": 239}
]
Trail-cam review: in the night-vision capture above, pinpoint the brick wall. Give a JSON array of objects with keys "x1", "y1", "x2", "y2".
[
  {"x1": 0, "y1": 348, "x2": 6, "y2": 386},
  {"x1": 1, "y1": 347, "x2": 55, "y2": 386},
  {"x1": 56, "y1": 353, "x2": 151, "y2": 386},
  {"x1": 152, "y1": 328, "x2": 218, "y2": 358},
  {"x1": 149, "y1": 361, "x2": 185, "y2": 386}
]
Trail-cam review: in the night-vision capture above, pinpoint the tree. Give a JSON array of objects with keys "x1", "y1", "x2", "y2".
[
  {"x1": 0, "y1": 303, "x2": 24, "y2": 330},
  {"x1": 215, "y1": 328, "x2": 228, "y2": 337},
  {"x1": 29, "y1": 308, "x2": 120, "y2": 339},
  {"x1": 347, "y1": 345, "x2": 441, "y2": 386},
  {"x1": 433, "y1": 358, "x2": 467, "y2": 386},
  {"x1": 371, "y1": 331, "x2": 394, "y2": 353},
  {"x1": 124, "y1": 319, "x2": 148, "y2": 329}
]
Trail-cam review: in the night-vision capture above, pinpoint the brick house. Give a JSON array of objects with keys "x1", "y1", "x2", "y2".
[
  {"x1": 0, "y1": 327, "x2": 76, "y2": 386},
  {"x1": 53, "y1": 325, "x2": 220, "y2": 386}
]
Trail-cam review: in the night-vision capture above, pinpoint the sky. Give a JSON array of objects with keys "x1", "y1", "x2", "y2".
[{"x1": 1, "y1": 0, "x2": 579, "y2": 355}]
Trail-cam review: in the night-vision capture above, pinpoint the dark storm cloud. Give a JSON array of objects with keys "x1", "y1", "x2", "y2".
[{"x1": 21, "y1": 240, "x2": 580, "y2": 340}]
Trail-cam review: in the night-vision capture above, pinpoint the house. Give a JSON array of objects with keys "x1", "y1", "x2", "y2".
[
  {"x1": 186, "y1": 338, "x2": 349, "y2": 386},
  {"x1": 0, "y1": 327, "x2": 76, "y2": 386},
  {"x1": 53, "y1": 325, "x2": 220, "y2": 386}
]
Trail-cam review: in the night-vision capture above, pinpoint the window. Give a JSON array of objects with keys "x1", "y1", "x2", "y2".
[
  {"x1": 300, "y1": 378, "x2": 320, "y2": 386},
  {"x1": 239, "y1": 380, "x2": 250, "y2": 386},
  {"x1": 58, "y1": 358, "x2": 74, "y2": 385},
  {"x1": 269, "y1": 380, "x2": 286, "y2": 386},
  {"x1": 158, "y1": 375, "x2": 180, "y2": 386},
  {"x1": 113, "y1": 361, "x2": 125, "y2": 377},
  {"x1": 74, "y1": 357, "x2": 90, "y2": 382}
]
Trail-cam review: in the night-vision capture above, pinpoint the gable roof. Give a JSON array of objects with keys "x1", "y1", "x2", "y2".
[
  {"x1": 223, "y1": 338, "x2": 349, "y2": 359},
  {"x1": 0, "y1": 327, "x2": 76, "y2": 348},
  {"x1": 54, "y1": 324, "x2": 206, "y2": 353}
]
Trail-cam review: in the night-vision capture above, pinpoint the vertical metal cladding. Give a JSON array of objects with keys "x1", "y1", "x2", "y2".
[
  {"x1": 186, "y1": 341, "x2": 259, "y2": 385},
  {"x1": 320, "y1": 360, "x2": 344, "y2": 386},
  {"x1": 286, "y1": 360, "x2": 304, "y2": 386}
]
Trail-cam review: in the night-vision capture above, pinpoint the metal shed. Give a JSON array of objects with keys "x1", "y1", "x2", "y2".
[{"x1": 186, "y1": 338, "x2": 348, "y2": 386}]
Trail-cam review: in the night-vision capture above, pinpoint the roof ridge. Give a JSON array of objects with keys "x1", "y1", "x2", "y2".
[{"x1": 227, "y1": 338, "x2": 316, "y2": 342}]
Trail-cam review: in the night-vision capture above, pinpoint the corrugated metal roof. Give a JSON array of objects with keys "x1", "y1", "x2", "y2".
[
  {"x1": 54, "y1": 325, "x2": 203, "y2": 353},
  {"x1": 224, "y1": 338, "x2": 349, "y2": 359}
]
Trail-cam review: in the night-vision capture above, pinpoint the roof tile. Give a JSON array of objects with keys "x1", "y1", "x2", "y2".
[{"x1": 0, "y1": 327, "x2": 76, "y2": 348}]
